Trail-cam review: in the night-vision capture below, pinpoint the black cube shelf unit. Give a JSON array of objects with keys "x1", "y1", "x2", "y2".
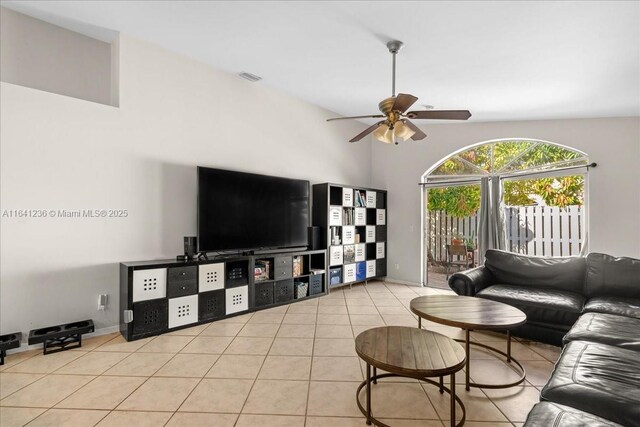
[
  {"x1": 312, "y1": 183, "x2": 387, "y2": 289},
  {"x1": 119, "y1": 249, "x2": 326, "y2": 341}
]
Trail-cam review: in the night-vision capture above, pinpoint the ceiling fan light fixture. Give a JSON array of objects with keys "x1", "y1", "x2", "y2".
[
  {"x1": 373, "y1": 124, "x2": 395, "y2": 144},
  {"x1": 395, "y1": 121, "x2": 416, "y2": 141}
]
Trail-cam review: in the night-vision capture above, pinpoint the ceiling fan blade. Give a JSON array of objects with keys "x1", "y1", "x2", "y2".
[
  {"x1": 349, "y1": 121, "x2": 385, "y2": 143},
  {"x1": 406, "y1": 110, "x2": 472, "y2": 120},
  {"x1": 392, "y1": 93, "x2": 418, "y2": 114},
  {"x1": 327, "y1": 114, "x2": 385, "y2": 122},
  {"x1": 403, "y1": 120, "x2": 427, "y2": 141}
]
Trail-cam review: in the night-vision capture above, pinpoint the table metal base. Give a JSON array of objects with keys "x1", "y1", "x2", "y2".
[
  {"x1": 356, "y1": 365, "x2": 466, "y2": 427},
  {"x1": 417, "y1": 318, "x2": 526, "y2": 390},
  {"x1": 455, "y1": 329, "x2": 526, "y2": 390}
]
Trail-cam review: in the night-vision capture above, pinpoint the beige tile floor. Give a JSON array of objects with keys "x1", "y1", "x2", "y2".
[{"x1": 0, "y1": 281, "x2": 560, "y2": 427}]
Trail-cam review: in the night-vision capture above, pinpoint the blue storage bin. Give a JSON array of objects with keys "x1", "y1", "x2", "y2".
[
  {"x1": 356, "y1": 262, "x2": 366, "y2": 281},
  {"x1": 330, "y1": 267, "x2": 342, "y2": 285}
]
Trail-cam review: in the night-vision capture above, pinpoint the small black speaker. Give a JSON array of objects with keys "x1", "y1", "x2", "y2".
[
  {"x1": 308, "y1": 226, "x2": 321, "y2": 250},
  {"x1": 184, "y1": 236, "x2": 197, "y2": 258}
]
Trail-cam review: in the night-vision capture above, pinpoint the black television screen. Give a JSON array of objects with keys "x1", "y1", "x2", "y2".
[{"x1": 197, "y1": 167, "x2": 309, "y2": 252}]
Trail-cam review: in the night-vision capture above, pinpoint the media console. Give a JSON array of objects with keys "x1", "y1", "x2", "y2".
[{"x1": 119, "y1": 249, "x2": 326, "y2": 341}]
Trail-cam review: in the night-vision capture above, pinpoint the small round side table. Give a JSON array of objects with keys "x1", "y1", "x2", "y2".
[
  {"x1": 410, "y1": 295, "x2": 527, "y2": 390},
  {"x1": 355, "y1": 326, "x2": 466, "y2": 427}
]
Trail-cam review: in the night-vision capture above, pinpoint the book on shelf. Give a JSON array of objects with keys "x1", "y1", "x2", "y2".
[
  {"x1": 342, "y1": 207, "x2": 353, "y2": 225},
  {"x1": 355, "y1": 190, "x2": 364, "y2": 207},
  {"x1": 255, "y1": 260, "x2": 271, "y2": 281}
]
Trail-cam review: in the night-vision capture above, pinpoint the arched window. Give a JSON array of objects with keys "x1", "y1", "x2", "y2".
[{"x1": 421, "y1": 139, "x2": 590, "y2": 288}]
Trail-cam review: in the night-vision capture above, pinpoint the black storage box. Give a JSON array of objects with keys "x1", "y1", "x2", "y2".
[
  {"x1": 310, "y1": 274, "x2": 324, "y2": 295},
  {"x1": 376, "y1": 259, "x2": 387, "y2": 277},
  {"x1": 132, "y1": 299, "x2": 168, "y2": 336},
  {"x1": 226, "y1": 260, "x2": 249, "y2": 287},
  {"x1": 255, "y1": 281, "x2": 275, "y2": 307},
  {"x1": 199, "y1": 289, "x2": 226, "y2": 321},
  {"x1": 275, "y1": 279, "x2": 294, "y2": 303},
  {"x1": 167, "y1": 266, "x2": 198, "y2": 298}
]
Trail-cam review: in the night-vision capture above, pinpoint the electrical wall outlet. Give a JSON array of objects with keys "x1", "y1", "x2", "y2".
[
  {"x1": 98, "y1": 294, "x2": 108, "y2": 311},
  {"x1": 395, "y1": 263, "x2": 400, "y2": 270}
]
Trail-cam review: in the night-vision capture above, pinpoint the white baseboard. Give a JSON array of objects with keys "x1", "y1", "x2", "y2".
[
  {"x1": 6, "y1": 325, "x2": 120, "y2": 355},
  {"x1": 384, "y1": 278, "x2": 423, "y2": 287}
]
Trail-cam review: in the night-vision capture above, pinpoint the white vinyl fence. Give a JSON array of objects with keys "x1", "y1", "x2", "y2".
[{"x1": 428, "y1": 205, "x2": 584, "y2": 263}]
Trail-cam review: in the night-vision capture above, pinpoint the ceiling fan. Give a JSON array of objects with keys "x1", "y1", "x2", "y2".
[{"x1": 327, "y1": 40, "x2": 472, "y2": 144}]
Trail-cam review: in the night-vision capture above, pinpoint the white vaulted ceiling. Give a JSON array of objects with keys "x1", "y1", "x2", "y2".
[{"x1": 2, "y1": 1, "x2": 639, "y2": 122}]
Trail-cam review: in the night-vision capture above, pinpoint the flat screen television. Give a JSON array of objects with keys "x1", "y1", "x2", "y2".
[{"x1": 197, "y1": 167, "x2": 310, "y2": 252}]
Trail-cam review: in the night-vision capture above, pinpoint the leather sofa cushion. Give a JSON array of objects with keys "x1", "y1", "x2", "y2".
[
  {"x1": 541, "y1": 341, "x2": 640, "y2": 427},
  {"x1": 476, "y1": 284, "x2": 584, "y2": 327},
  {"x1": 584, "y1": 296, "x2": 640, "y2": 319},
  {"x1": 585, "y1": 253, "x2": 640, "y2": 299},
  {"x1": 524, "y1": 402, "x2": 623, "y2": 427},
  {"x1": 484, "y1": 250, "x2": 586, "y2": 294},
  {"x1": 563, "y1": 313, "x2": 640, "y2": 351}
]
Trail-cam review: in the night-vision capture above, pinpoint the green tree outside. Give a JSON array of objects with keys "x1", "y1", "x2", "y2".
[{"x1": 427, "y1": 142, "x2": 585, "y2": 217}]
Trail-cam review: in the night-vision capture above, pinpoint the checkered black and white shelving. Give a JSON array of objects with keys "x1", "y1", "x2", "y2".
[
  {"x1": 120, "y1": 249, "x2": 326, "y2": 341},
  {"x1": 312, "y1": 183, "x2": 387, "y2": 289}
]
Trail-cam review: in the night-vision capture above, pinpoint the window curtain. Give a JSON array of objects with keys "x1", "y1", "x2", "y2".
[
  {"x1": 580, "y1": 233, "x2": 589, "y2": 257},
  {"x1": 477, "y1": 177, "x2": 506, "y2": 264}
]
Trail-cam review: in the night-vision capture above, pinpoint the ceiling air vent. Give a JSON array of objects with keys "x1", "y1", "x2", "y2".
[{"x1": 238, "y1": 72, "x2": 262, "y2": 82}]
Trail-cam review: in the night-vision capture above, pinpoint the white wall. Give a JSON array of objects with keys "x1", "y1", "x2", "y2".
[
  {"x1": 371, "y1": 117, "x2": 640, "y2": 285},
  {"x1": 0, "y1": 7, "x2": 114, "y2": 106},
  {"x1": 0, "y1": 34, "x2": 370, "y2": 335}
]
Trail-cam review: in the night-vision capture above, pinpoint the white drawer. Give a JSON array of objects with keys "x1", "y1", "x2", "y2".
[
  {"x1": 329, "y1": 207, "x2": 343, "y2": 226},
  {"x1": 344, "y1": 264, "x2": 357, "y2": 283},
  {"x1": 376, "y1": 209, "x2": 386, "y2": 225},
  {"x1": 342, "y1": 226, "x2": 355, "y2": 245},
  {"x1": 376, "y1": 242, "x2": 386, "y2": 259},
  {"x1": 226, "y1": 286, "x2": 248, "y2": 315},
  {"x1": 354, "y1": 208, "x2": 366, "y2": 226},
  {"x1": 355, "y1": 244, "x2": 366, "y2": 262},
  {"x1": 329, "y1": 246, "x2": 343, "y2": 266},
  {"x1": 366, "y1": 191, "x2": 377, "y2": 208},
  {"x1": 366, "y1": 226, "x2": 376, "y2": 242},
  {"x1": 168, "y1": 294, "x2": 198, "y2": 329},
  {"x1": 199, "y1": 262, "x2": 224, "y2": 292},
  {"x1": 366, "y1": 260, "x2": 376, "y2": 278},
  {"x1": 342, "y1": 188, "x2": 353, "y2": 207},
  {"x1": 133, "y1": 268, "x2": 167, "y2": 302}
]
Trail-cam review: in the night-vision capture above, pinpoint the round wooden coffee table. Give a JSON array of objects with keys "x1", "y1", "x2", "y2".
[
  {"x1": 410, "y1": 295, "x2": 527, "y2": 391},
  {"x1": 355, "y1": 326, "x2": 466, "y2": 427}
]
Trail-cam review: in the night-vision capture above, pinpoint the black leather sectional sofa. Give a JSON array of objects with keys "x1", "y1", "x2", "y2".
[{"x1": 449, "y1": 250, "x2": 640, "y2": 427}]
